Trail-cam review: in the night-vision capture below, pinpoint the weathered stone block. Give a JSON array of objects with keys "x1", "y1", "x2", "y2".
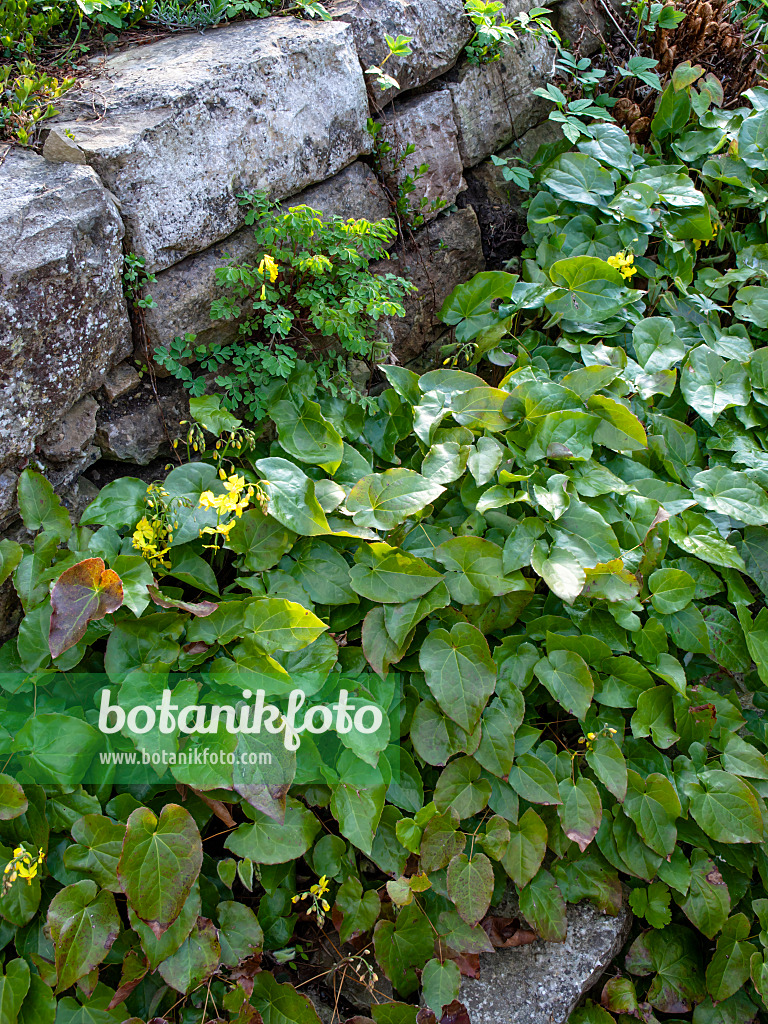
[
  {"x1": 381, "y1": 91, "x2": 465, "y2": 224},
  {"x1": 459, "y1": 898, "x2": 632, "y2": 1024},
  {"x1": 142, "y1": 161, "x2": 391, "y2": 352},
  {"x1": 51, "y1": 20, "x2": 371, "y2": 272},
  {"x1": 95, "y1": 380, "x2": 188, "y2": 465},
  {"x1": 378, "y1": 206, "x2": 485, "y2": 364},
  {"x1": 447, "y1": 35, "x2": 555, "y2": 166},
  {"x1": 552, "y1": 0, "x2": 606, "y2": 54},
  {"x1": 38, "y1": 395, "x2": 99, "y2": 464},
  {"x1": 331, "y1": 0, "x2": 472, "y2": 97},
  {"x1": 0, "y1": 151, "x2": 131, "y2": 464}
]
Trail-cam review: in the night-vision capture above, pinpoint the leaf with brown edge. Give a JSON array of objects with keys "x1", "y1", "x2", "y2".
[
  {"x1": 439, "y1": 1003, "x2": 471, "y2": 1024},
  {"x1": 446, "y1": 951, "x2": 480, "y2": 978},
  {"x1": 118, "y1": 803, "x2": 203, "y2": 939},
  {"x1": 148, "y1": 584, "x2": 218, "y2": 617},
  {"x1": 107, "y1": 950, "x2": 148, "y2": 1009},
  {"x1": 49, "y1": 557, "x2": 123, "y2": 658},
  {"x1": 480, "y1": 914, "x2": 538, "y2": 949}
]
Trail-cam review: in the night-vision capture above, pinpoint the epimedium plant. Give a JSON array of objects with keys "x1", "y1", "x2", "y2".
[
  {"x1": 154, "y1": 192, "x2": 415, "y2": 420},
  {"x1": 5, "y1": 41, "x2": 768, "y2": 1024},
  {"x1": 6, "y1": 161, "x2": 768, "y2": 1021}
]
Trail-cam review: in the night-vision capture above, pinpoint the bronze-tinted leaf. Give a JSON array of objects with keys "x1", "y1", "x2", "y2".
[{"x1": 49, "y1": 557, "x2": 123, "y2": 658}]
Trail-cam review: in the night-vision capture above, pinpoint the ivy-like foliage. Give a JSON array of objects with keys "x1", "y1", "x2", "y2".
[{"x1": 5, "y1": 58, "x2": 768, "y2": 1024}]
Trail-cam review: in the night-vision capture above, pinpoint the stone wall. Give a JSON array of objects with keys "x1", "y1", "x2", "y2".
[{"x1": 0, "y1": 0, "x2": 604, "y2": 529}]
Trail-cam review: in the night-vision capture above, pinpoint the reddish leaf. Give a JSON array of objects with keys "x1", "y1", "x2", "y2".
[
  {"x1": 148, "y1": 584, "x2": 218, "y2": 616},
  {"x1": 441, "y1": 1002, "x2": 471, "y2": 1024},
  {"x1": 229, "y1": 954, "x2": 263, "y2": 998},
  {"x1": 416, "y1": 1012, "x2": 438, "y2": 1024},
  {"x1": 481, "y1": 914, "x2": 538, "y2": 949},
  {"x1": 49, "y1": 557, "x2": 123, "y2": 658},
  {"x1": 446, "y1": 951, "x2": 481, "y2": 978},
  {"x1": 107, "y1": 951, "x2": 149, "y2": 1008}
]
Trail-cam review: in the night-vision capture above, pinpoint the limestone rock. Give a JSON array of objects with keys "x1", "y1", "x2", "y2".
[
  {"x1": 0, "y1": 150, "x2": 132, "y2": 464},
  {"x1": 377, "y1": 207, "x2": 485, "y2": 364},
  {"x1": 142, "y1": 161, "x2": 391, "y2": 353},
  {"x1": 42, "y1": 127, "x2": 87, "y2": 165},
  {"x1": 459, "y1": 899, "x2": 632, "y2": 1024},
  {"x1": 447, "y1": 35, "x2": 555, "y2": 167},
  {"x1": 102, "y1": 361, "x2": 141, "y2": 402},
  {"x1": 381, "y1": 91, "x2": 465, "y2": 224},
  {"x1": 38, "y1": 395, "x2": 99, "y2": 464},
  {"x1": 553, "y1": 0, "x2": 607, "y2": 54},
  {"x1": 51, "y1": 20, "x2": 371, "y2": 272},
  {"x1": 331, "y1": 0, "x2": 471, "y2": 97},
  {"x1": 96, "y1": 381, "x2": 188, "y2": 464}
]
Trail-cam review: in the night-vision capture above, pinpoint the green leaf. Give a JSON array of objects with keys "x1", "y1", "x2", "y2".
[
  {"x1": 228, "y1": 507, "x2": 297, "y2": 572},
  {"x1": 0, "y1": 774, "x2": 27, "y2": 821},
  {"x1": 48, "y1": 558, "x2": 124, "y2": 659},
  {"x1": 651, "y1": 83, "x2": 691, "y2": 138},
  {"x1": 585, "y1": 735, "x2": 627, "y2": 801},
  {"x1": 434, "y1": 756, "x2": 491, "y2": 819},
  {"x1": 546, "y1": 256, "x2": 627, "y2": 322},
  {"x1": 217, "y1": 901, "x2": 264, "y2": 967},
  {"x1": 117, "y1": 803, "x2": 202, "y2": 938},
  {"x1": 383, "y1": 581, "x2": 450, "y2": 647},
  {"x1": 271, "y1": 395, "x2": 344, "y2": 471},
  {"x1": 189, "y1": 393, "x2": 242, "y2": 434},
  {"x1": 629, "y1": 881, "x2": 673, "y2": 929},
  {"x1": 12, "y1": 714, "x2": 102, "y2": 786},
  {"x1": 693, "y1": 467, "x2": 768, "y2": 525},
  {"x1": 329, "y1": 755, "x2": 387, "y2": 856},
  {"x1": 250, "y1": 967, "x2": 323, "y2": 1024},
  {"x1": 0, "y1": 539, "x2": 22, "y2": 588},
  {"x1": 508, "y1": 753, "x2": 562, "y2": 805},
  {"x1": 625, "y1": 924, "x2": 705, "y2": 1012},
  {"x1": 680, "y1": 346, "x2": 750, "y2": 426},
  {"x1": 649, "y1": 567, "x2": 696, "y2": 614},
  {"x1": 65, "y1": 814, "x2": 125, "y2": 892},
  {"x1": 421, "y1": 958, "x2": 461, "y2": 1016},
  {"x1": 127, "y1": 882, "x2": 200, "y2": 971},
  {"x1": 668, "y1": 511, "x2": 746, "y2": 571},
  {"x1": 623, "y1": 770, "x2": 681, "y2": 857},
  {"x1": 420, "y1": 808, "x2": 465, "y2": 873},
  {"x1": 17, "y1": 469, "x2": 71, "y2": 540},
  {"x1": 687, "y1": 770, "x2": 764, "y2": 844},
  {"x1": 80, "y1": 477, "x2": 147, "y2": 530},
  {"x1": 501, "y1": 808, "x2": 547, "y2": 887},
  {"x1": 451, "y1": 387, "x2": 509, "y2": 431},
  {"x1": 17, "y1": 974, "x2": 56, "y2": 1024},
  {"x1": 346, "y1": 468, "x2": 444, "y2": 530},
  {"x1": 531, "y1": 542, "x2": 585, "y2": 603},
  {"x1": 226, "y1": 798, "x2": 320, "y2": 864},
  {"x1": 47, "y1": 880, "x2": 120, "y2": 992},
  {"x1": 519, "y1": 869, "x2": 567, "y2": 941},
  {"x1": 633, "y1": 318, "x2": 685, "y2": 371},
  {"x1": 534, "y1": 650, "x2": 594, "y2": 720},
  {"x1": 245, "y1": 596, "x2": 327, "y2": 654},
  {"x1": 557, "y1": 777, "x2": 602, "y2": 851},
  {"x1": 705, "y1": 913, "x2": 755, "y2": 1002},
  {"x1": 350, "y1": 542, "x2": 442, "y2": 603},
  {"x1": 447, "y1": 853, "x2": 494, "y2": 925},
  {"x1": 335, "y1": 876, "x2": 380, "y2": 943},
  {"x1": 254, "y1": 457, "x2": 331, "y2": 535},
  {"x1": 0, "y1": 960, "x2": 30, "y2": 1024},
  {"x1": 675, "y1": 849, "x2": 730, "y2": 939},
  {"x1": 373, "y1": 904, "x2": 434, "y2": 996},
  {"x1": 541, "y1": 153, "x2": 615, "y2": 207},
  {"x1": 420, "y1": 622, "x2": 496, "y2": 732}
]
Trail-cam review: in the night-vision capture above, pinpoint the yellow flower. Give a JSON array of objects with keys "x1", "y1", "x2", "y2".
[
  {"x1": 2, "y1": 847, "x2": 44, "y2": 891},
  {"x1": 606, "y1": 250, "x2": 637, "y2": 280},
  {"x1": 257, "y1": 254, "x2": 279, "y2": 296}
]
